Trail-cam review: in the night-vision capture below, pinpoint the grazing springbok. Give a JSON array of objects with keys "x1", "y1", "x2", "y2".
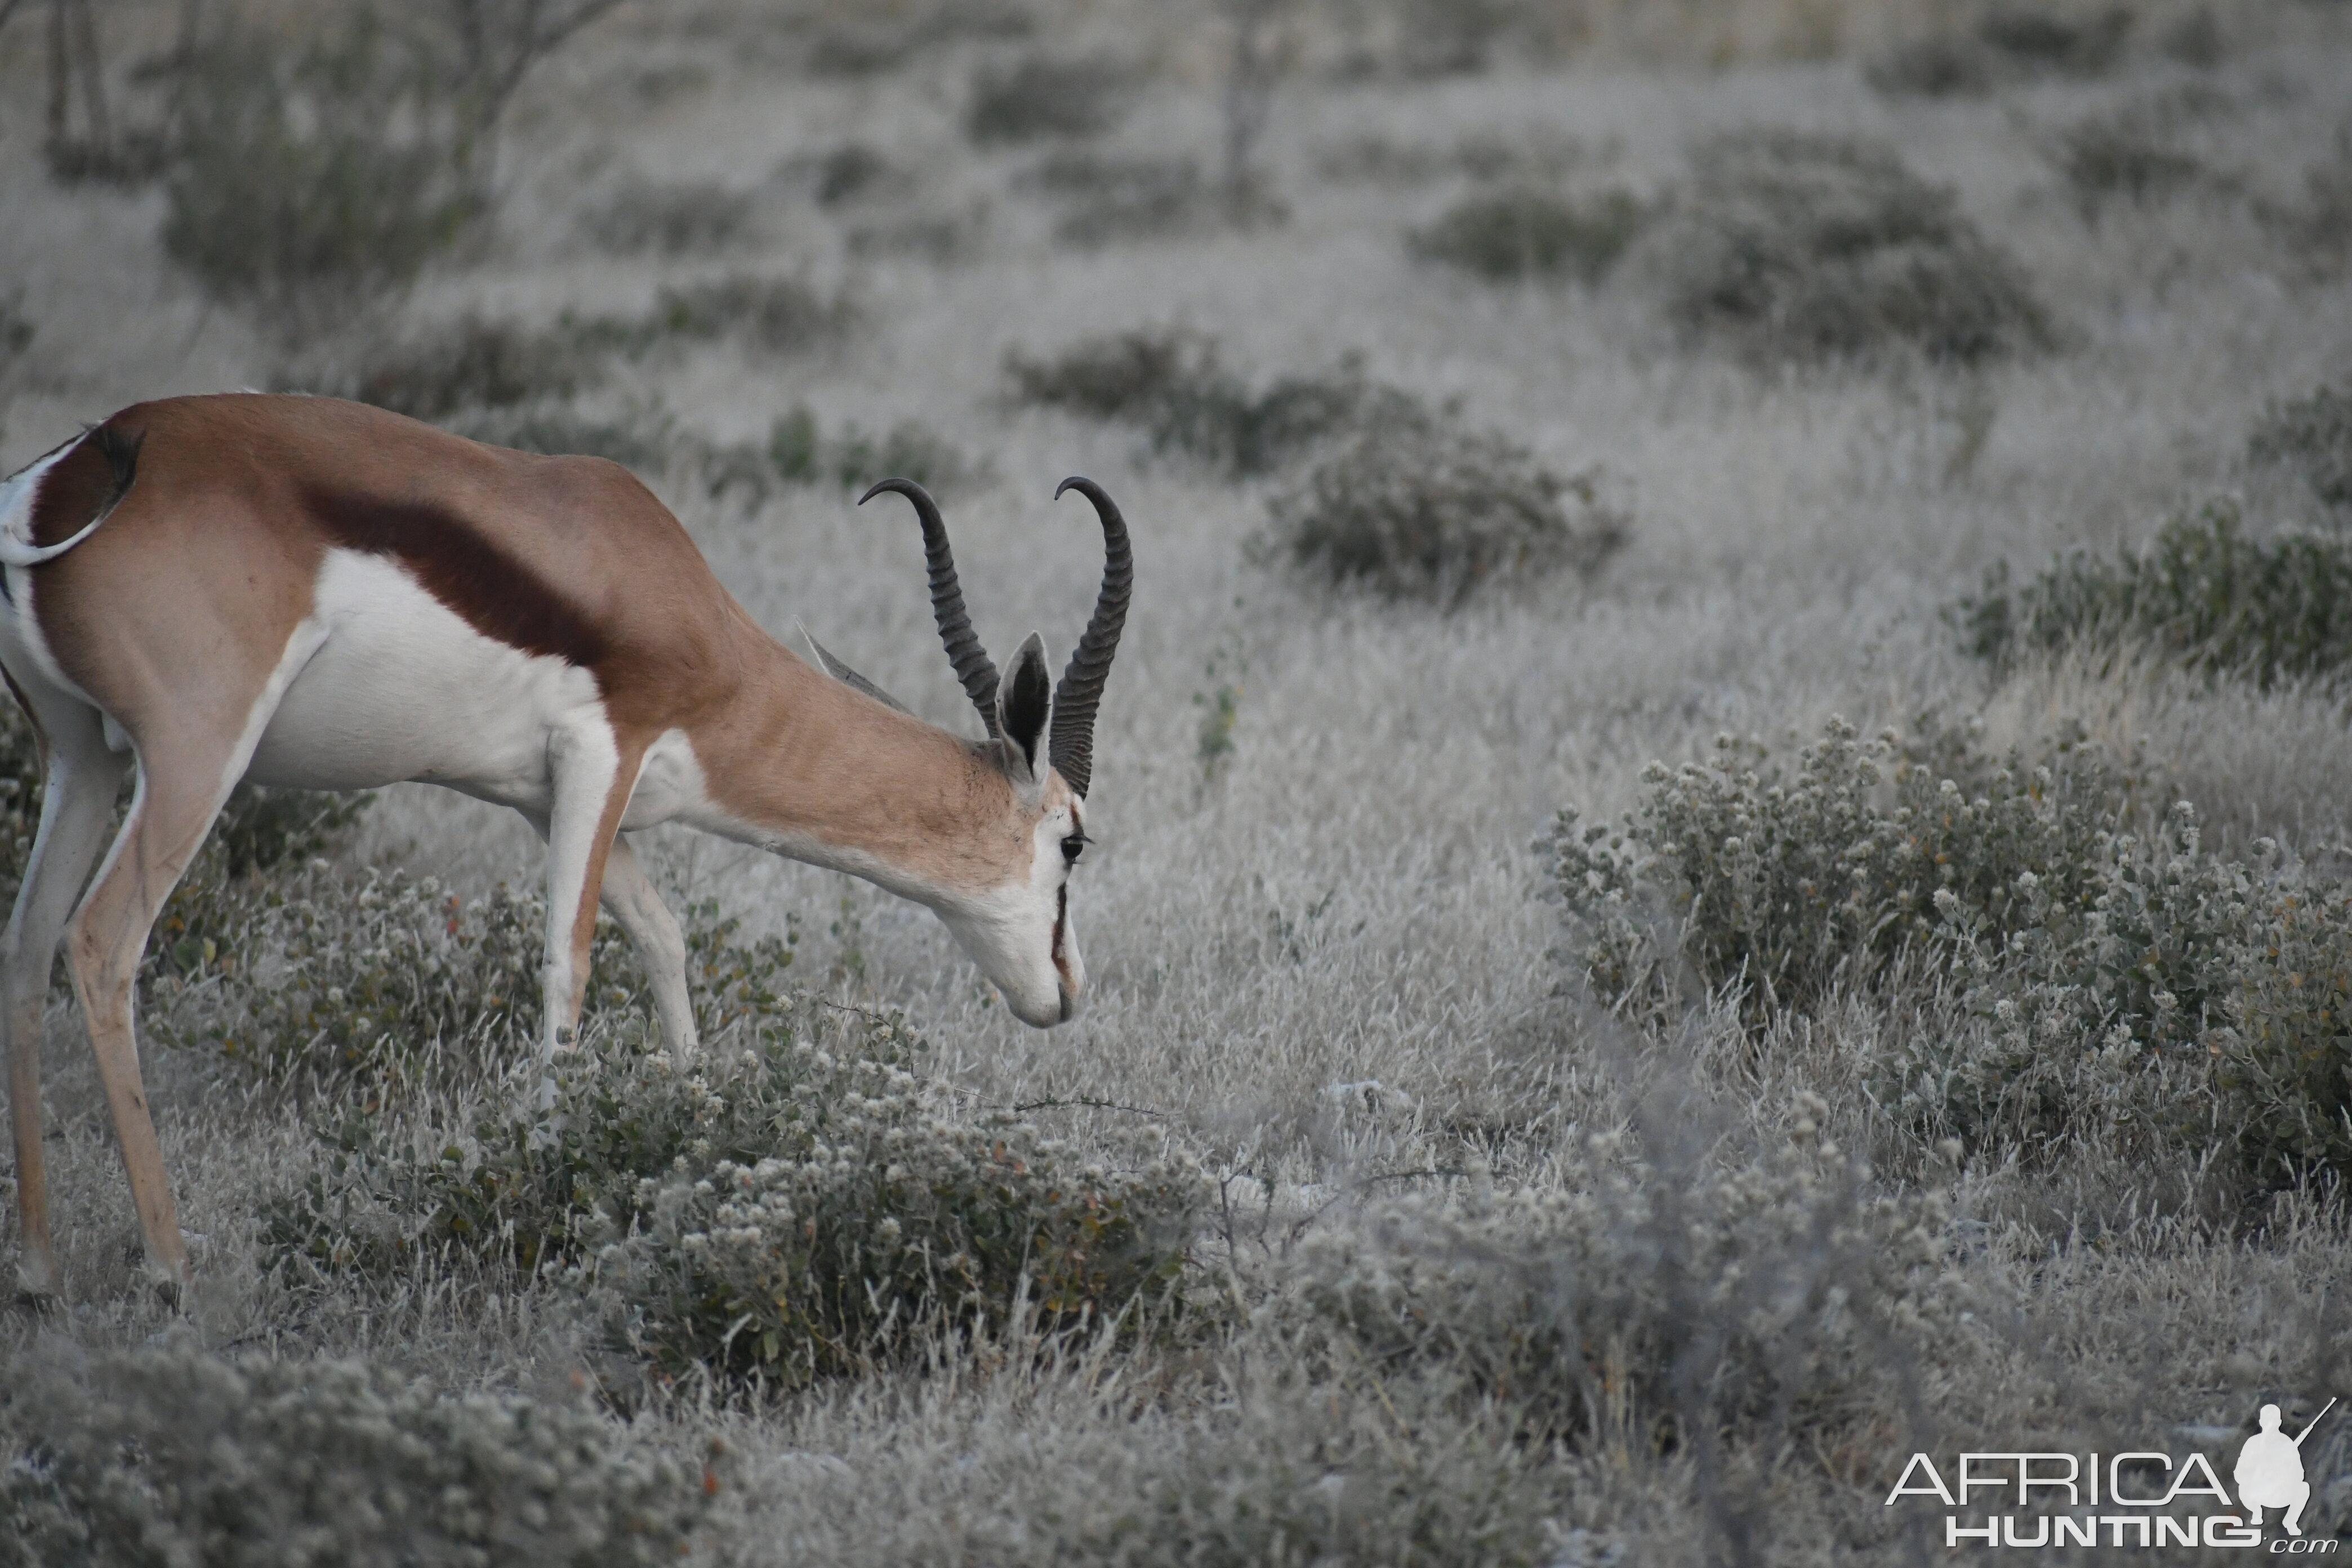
[{"x1": 0, "y1": 392, "x2": 1130, "y2": 1300}]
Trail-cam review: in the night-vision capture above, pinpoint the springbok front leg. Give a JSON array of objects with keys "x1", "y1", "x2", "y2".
[
  {"x1": 537, "y1": 721, "x2": 639, "y2": 1059},
  {"x1": 598, "y1": 833, "x2": 697, "y2": 1057},
  {"x1": 3, "y1": 703, "x2": 130, "y2": 1299}
]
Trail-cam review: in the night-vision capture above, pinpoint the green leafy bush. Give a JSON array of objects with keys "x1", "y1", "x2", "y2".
[
  {"x1": 0, "y1": 1347, "x2": 707, "y2": 1568},
  {"x1": 2248, "y1": 382, "x2": 2352, "y2": 514},
  {"x1": 965, "y1": 54, "x2": 1130, "y2": 145},
  {"x1": 1277, "y1": 1137, "x2": 1956, "y2": 1450},
  {"x1": 1263, "y1": 412, "x2": 1628, "y2": 607},
  {"x1": 1647, "y1": 132, "x2": 2057, "y2": 367},
  {"x1": 161, "y1": 15, "x2": 476, "y2": 333},
  {"x1": 266, "y1": 1007, "x2": 1202, "y2": 1387},
  {"x1": 1407, "y1": 186, "x2": 1648, "y2": 284},
  {"x1": 1950, "y1": 499, "x2": 2352, "y2": 687}
]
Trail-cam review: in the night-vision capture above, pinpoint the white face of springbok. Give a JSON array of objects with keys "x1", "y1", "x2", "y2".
[
  {"x1": 827, "y1": 476, "x2": 1127, "y2": 1028},
  {"x1": 925, "y1": 633, "x2": 1092, "y2": 1026}
]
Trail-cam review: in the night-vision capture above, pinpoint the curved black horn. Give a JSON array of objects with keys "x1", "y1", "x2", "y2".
[
  {"x1": 1048, "y1": 477, "x2": 1132, "y2": 799},
  {"x1": 859, "y1": 478, "x2": 1000, "y2": 738}
]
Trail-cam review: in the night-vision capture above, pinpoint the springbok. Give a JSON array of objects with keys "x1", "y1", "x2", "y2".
[{"x1": 0, "y1": 392, "x2": 1130, "y2": 1300}]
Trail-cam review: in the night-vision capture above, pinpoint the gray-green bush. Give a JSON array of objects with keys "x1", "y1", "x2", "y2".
[
  {"x1": 2248, "y1": 381, "x2": 2352, "y2": 514},
  {"x1": 2047, "y1": 99, "x2": 2210, "y2": 217},
  {"x1": 766, "y1": 406, "x2": 973, "y2": 494},
  {"x1": 161, "y1": 15, "x2": 477, "y2": 333},
  {"x1": 1552, "y1": 716, "x2": 2352, "y2": 1191},
  {"x1": 266, "y1": 1003, "x2": 1203, "y2": 1388},
  {"x1": 966, "y1": 54, "x2": 1130, "y2": 145},
  {"x1": 0, "y1": 1347, "x2": 709, "y2": 1568},
  {"x1": 1408, "y1": 185, "x2": 1647, "y2": 284},
  {"x1": 1950, "y1": 498, "x2": 2352, "y2": 686},
  {"x1": 581, "y1": 180, "x2": 758, "y2": 256},
  {"x1": 1020, "y1": 152, "x2": 1212, "y2": 246},
  {"x1": 1005, "y1": 329, "x2": 1427, "y2": 479},
  {"x1": 349, "y1": 315, "x2": 603, "y2": 421},
  {"x1": 1646, "y1": 132, "x2": 2058, "y2": 367},
  {"x1": 1275, "y1": 1133, "x2": 1957, "y2": 1452},
  {"x1": 1264, "y1": 414, "x2": 1628, "y2": 607}
]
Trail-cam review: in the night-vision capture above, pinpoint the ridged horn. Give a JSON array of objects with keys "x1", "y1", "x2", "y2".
[
  {"x1": 859, "y1": 477, "x2": 1000, "y2": 738},
  {"x1": 1048, "y1": 477, "x2": 1132, "y2": 799}
]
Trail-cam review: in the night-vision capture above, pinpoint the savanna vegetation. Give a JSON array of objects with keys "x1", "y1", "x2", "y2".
[{"x1": 3, "y1": 1, "x2": 2351, "y2": 1562}]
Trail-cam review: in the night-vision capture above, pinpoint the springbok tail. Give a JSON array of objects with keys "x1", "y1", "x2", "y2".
[{"x1": 0, "y1": 421, "x2": 141, "y2": 567}]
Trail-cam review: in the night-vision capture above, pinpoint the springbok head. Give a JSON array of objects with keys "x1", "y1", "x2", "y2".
[{"x1": 817, "y1": 476, "x2": 1130, "y2": 1026}]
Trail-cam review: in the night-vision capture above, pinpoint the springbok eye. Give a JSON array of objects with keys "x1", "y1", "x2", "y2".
[{"x1": 1061, "y1": 831, "x2": 1088, "y2": 866}]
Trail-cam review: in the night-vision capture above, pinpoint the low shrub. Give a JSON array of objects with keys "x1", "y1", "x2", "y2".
[
  {"x1": 1263, "y1": 413, "x2": 1628, "y2": 607},
  {"x1": 447, "y1": 401, "x2": 681, "y2": 469},
  {"x1": 813, "y1": 142, "x2": 895, "y2": 206},
  {"x1": 2265, "y1": 128, "x2": 2352, "y2": 278},
  {"x1": 1005, "y1": 327, "x2": 1223, "y2": 424},
  {"x1": 1646, "y1": 132, "x2": 2057, "y2": 367},
  {"x1": 1408, "y1": 185, "x2": 1647, "y2": 284},
  {"x1": 965, "y1": 54, "x2": 1130, "y2": 145},
  {"x1": 1316, "y1": 131, "x2": 1582, "y2": 187},
  {"x1": 1552, "y1": 716, "x2": 2145, "y2": 1019},
  {"x1": 1949, "y1": 498, "x2": 2352, "y2": 687},
  {"x1": 349, "y1": 315, "x2": 602, "y2": 421},
  {"x1": 0, "y1": 293, "x2": 30, "y2": 367},
  {"x1": 2047, "y1": 100, "x2": 2210, "y2": 217},
  {"x1": 766, "y1": 406, "x2": 973, "y2": 494},
  {"x1": 1867, "y1": 7, "x2": 2131, "y2": 97},
  {"x1": 644, "y1": 274, "x2": 857, "y2": 355},
  {"x1": 161, "y1": 14, "x2": 476, "y2": 335},
  {"x1": 1552, "y1": 716, "x2": 2352, "y2": 1190},
  {"x1": 1979, "y1": 6, "x2": 2132, "y2": 75},
  {"x1": 0, "y1": 1347, "x2": 707, "y2": 1568},
  {"x1": 580, "y1": 180, "x2": 758, "y2": 257},
  {"x1": 1277, "y1": 1136, "x2": 1957, "y2": 1451},
  {"x1": 265, "y1": 1005, "x2": 1203, "y2": 1388},
  {"x1": 2248, "y1": 381, "x2": 2352, "y2": 514},
  {"x1": 1005, "y1": 329, "x2": 1425, "y2": 479},
  {"x1": 1021, "y1": 152, "x2": 1211, "y2": 247}
]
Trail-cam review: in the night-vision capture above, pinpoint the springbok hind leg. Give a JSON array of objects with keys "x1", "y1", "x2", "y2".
[
  {"x1": 599, "y1": 834, "x2": 697, "y2": 1058},
  {"x1": 64, "y1": 738, "x2": 248, "y2": 1303},
  {"x1": 4, "y1": 707, "x2": 129, "y2": 1300}
]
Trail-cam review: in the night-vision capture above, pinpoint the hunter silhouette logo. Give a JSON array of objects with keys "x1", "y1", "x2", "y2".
[
  {"x1": 1883, "y1": 1397, "x2": 2340, "y2": 1549},
  {"x1": 2237, "y1": 1400, "x2": 2335, "y2": 1538}
]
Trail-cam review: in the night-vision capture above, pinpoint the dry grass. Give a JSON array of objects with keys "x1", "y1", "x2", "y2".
[{"x1": 5, "y1": 2, "x2": 2352, "y2": 1561}]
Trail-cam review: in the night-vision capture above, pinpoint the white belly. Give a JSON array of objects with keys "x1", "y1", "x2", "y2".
[{"x1": 245, "y1": 549, "x2": 605, "y2": 809}]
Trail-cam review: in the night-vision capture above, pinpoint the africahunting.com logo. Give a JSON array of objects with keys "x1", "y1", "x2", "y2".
[{"x1": 1886, "y1": 1400, "x2": 2337, "y2": 1551}]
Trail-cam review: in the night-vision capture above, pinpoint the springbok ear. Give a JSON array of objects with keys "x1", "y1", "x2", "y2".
[
  {"x1": 797, "y1": 620, "x2": 910, "y2": 714},
  {"x1": 996, "y1": 631, "x2": 1051, "y2": 780}
]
